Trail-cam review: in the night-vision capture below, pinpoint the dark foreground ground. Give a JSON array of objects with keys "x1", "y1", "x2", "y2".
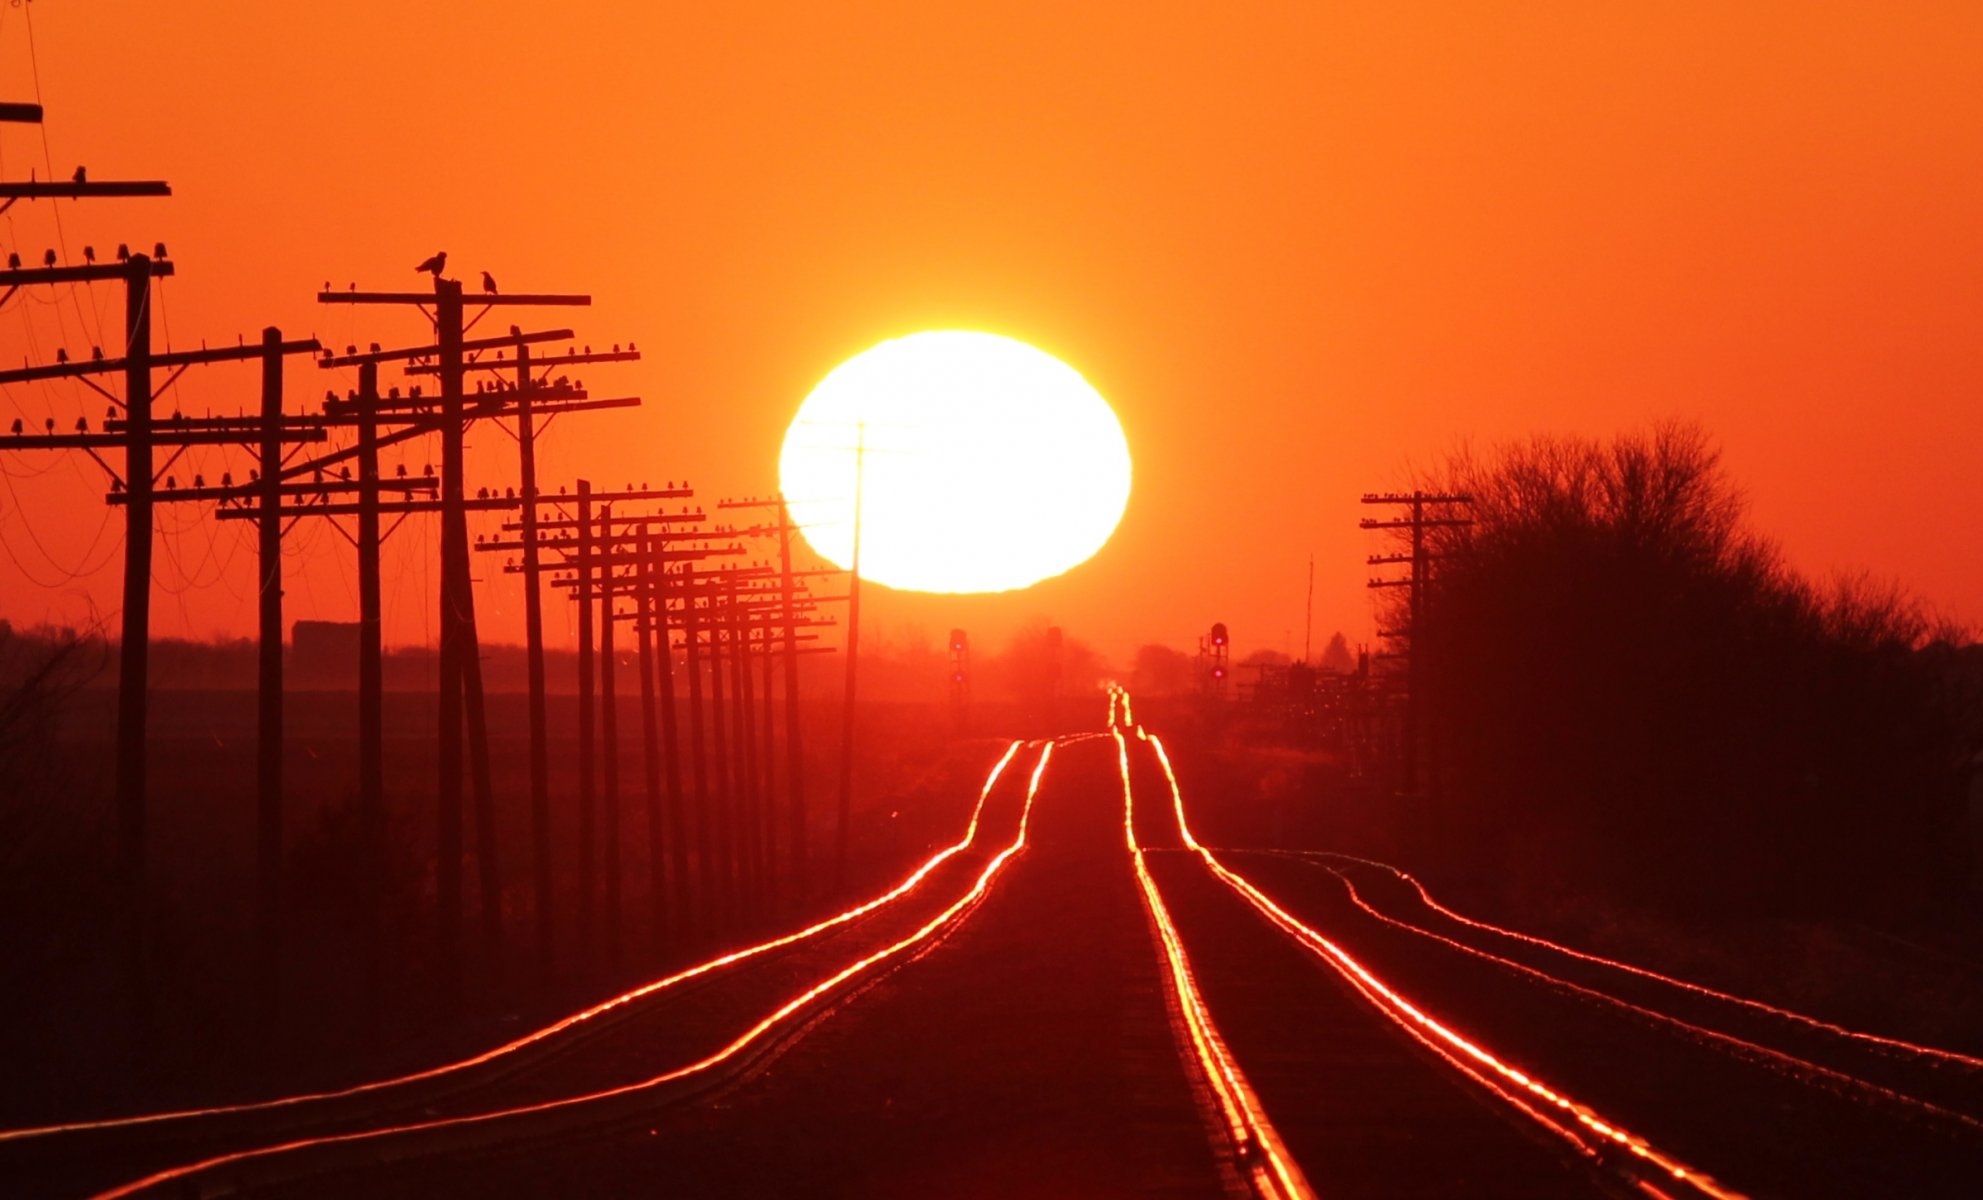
[{"x1": 5, "y1": 719, "x2": 1983, "y2": 1198}]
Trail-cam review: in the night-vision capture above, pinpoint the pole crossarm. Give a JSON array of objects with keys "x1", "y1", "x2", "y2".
[
  {"x1": 478, "y1": 525, "x2": 712, "y2": 553},
  {"x1": 1366, "y1": 578, "x2": 1415, "y2": 589},
  {"x1": 533, "y1": 548, "x2": 746, "y2": 579},
  {"x1": 1361, "y1": 491, "x2": 1473, "y2": 505},
  {"x1": 0, "y1": 428, "x2": 326, "y2": 451},
  {"x1": 317, "y1": 329, "x2": 575, "y2": 369},
  {"x1": 0, "y1": 338, "x2": 320, "y2": 385},
  {"x1": 318, "y1": 290, "x2": 590, "y2": 307},
  {"x1": 217, "y1": 496, "x2": 519, "y2": 520},
  {"x1": 0, "y1": 102, "x2": 45, "y2": 122},
  {"x1": 108, "y1": 478, "x2": 436, "y2": 505},
  {"x1": 0, "y1": 181, "x2": 172, "y2": 202},
  {"x1": 526, "y1": 484, "x2": 695, "y2": 508},
  {"x1": 266, "y1": 395, "x2": 637, "y2": 483},
  {"x1": 1359, "y1": 518, "x2": 1474, "y2": 530},
  {"x1": 0, "y1": 260, "x2": 172, "y2": 290},
  {"x1": 323, "y1": 383, "x2": 587, "y2": 414},
  {"x1": 405, "y1": 348, "x2": 639, "y2": 376},
  {"x1": 504, "y1": 506, "x2": 703, "y2": 534}
]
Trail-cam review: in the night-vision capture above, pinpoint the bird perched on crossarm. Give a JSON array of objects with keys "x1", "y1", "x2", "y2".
[
  {"x1": 481, "y1": 270, "x2": 498, "y2": 295},
  {"x1": 415, "y1": 250, "x2": 447, "y2": 277}
]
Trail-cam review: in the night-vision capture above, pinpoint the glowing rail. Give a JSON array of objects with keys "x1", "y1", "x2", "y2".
[
  {"x1": 1138, "y1": 718, "x2": 1743, "y2": 1200},
  {"x1": 90, "y1": 742, "x2": 1058, "y2": 1200},
  {"x1": 1114, "y1": 724, "x2": 1314, "y2": 1200},
  {"x1": 1271, "y1": 854, "x2": 1983, "y2": 1130},
  {"x1": 1299, "y1": 849, "x2": 1983, "y2": 1074},
  {"x1": 0, "y1": 740, "x2": 1029, "y2": 1147}
]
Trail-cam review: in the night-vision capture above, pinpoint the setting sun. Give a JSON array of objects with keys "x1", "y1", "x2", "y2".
[{"x1": 779, "y1": 331, "x2": 1132, "y2": 594}]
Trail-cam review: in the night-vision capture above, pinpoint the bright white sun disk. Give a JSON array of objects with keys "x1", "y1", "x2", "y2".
[{"x1": 779, "y1": 331, "x2": 1131, "y2": 594}]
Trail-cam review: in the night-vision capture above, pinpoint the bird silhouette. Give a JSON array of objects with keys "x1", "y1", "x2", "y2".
[
  {"x1": 5, "y1": 252, "x2": 17, "y2": 269},
  {"x1": 83, "y1": 246, "x2": 96, "y2": 264},
  {"x1": 481, "y1": 270, "x2": 498, "y2": 295},
  {"x1": 72, "y1": 165, "x2": 86, "y2": 184},
  {"x1": 415, "y1": 250, "x2": 447, "y2": 276},
  {"x1": 8, "y1": 419, "x2": 19, "y2": 434},
  {"x1": 42, "y1": 249, "x2": 56, "y2": 267},
  {"x1": 509, "y1": 324, "x2": 522, "y2": 338},
  {"x1": 55, "y1": 348, "x2": 68, "y2": 364},
  {"x1": 92, "y1": 346, "x2": 103, "y2": 361}
]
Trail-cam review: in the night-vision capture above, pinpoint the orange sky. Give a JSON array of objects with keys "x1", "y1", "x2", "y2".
[{"x1": 2, "y1": 3, "x2": 1979, "y2": 667}]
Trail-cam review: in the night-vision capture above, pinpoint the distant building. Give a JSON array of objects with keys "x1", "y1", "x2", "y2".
[{"x1": 290, "y1": 620, "x2": 359, "y2": 689}]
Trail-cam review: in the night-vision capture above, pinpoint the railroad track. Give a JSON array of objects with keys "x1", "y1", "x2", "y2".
[
  {"x1": 1110, "y1": 684, "x2": 1983, "y2": 1199},
  {"x1": 0, "y1": 740, "x2": 1054, "y2": 1198},
  {"x1": 12, "y1": 690, "x2": 1975, "y2": 1198}
]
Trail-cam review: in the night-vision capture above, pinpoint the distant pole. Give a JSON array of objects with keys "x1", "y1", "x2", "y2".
[
  {"x1": 575, "y1": 479, "x2": 596, "y2": 970},
  {"x1": 835, "y1": 424, "x2": 865, "y2": 892},
  {"x1": 633, "y1": 529, "x2": 667, "y2": 955},
  {"x1": 778, "y1": 497, "x2": 807, "y2": 897},
  {"x1": 757, "y1": 610, "x2": 779, "y2": 899},
  {"x1": 650, "y1": 541, "x2": 690, "y2": 939},
  {"x1": 115, "y1": 254, "x2": 156, "y2": 1045},
  {"x1": 1304, "y1": 553, "x2": 1315, "y2": 665},
  {"x1": 254, "y1": 326, "x2": 286, "y2": 1039},
  {"x1": 1405, "y1": 493, "x2": 1424, "y2": 794},
  {"x1": 434, "y1": 277, "x2": 467, "y2": 1011},
  {"x1": 355, "y1": 362, "x2": 385, "y2": 1023},
  {"x1": 599, "y1": 504, "x2": 623, "y2": 970},
  {"x1": 707, "y1": 585, "x2": 735, "y2": 926},
  {"x1": 515, "y1": 344, "x2": 554, "y2": 983},
  {"x1": 682, "y1": 563, "x2": 714, "y2": 931},
  {"x1": 460, "y1": 590, "x2": 503, "y2": 988},
  {"x1": 731, "y1": 594, "x2": 762, "y2": 915}
]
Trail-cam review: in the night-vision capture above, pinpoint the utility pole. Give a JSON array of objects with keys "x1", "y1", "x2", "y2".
[
  {"x1": 717, "y1": 496, "x2": 821, "y2": 901},
  {"x1": 317, "y1": 279, "x2": 589, "y2": 1008},
  {"x1": 0, "y1": 262, "x2": 324, "y2": 1058},
  {"x1": 483, "y1": 484, "x2": 698, "y2": 951},
  {"x1": 576, "y1": 479, "x2": 596, "y2": 970},
  {"x1": 411, "y1": 339, "x2": 639, "y2": 981},
  {"x1": 1361, "y1": 491, "x2": 1472, "y2": 796},
  {"x1": 0, "y1": 100, "x2": 168, "y2": 1048},
  {"x1": 836, "y1": 424, "x2": 866, "y2": 892}
]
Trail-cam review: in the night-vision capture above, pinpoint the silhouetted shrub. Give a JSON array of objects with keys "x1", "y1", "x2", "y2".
[{"x1": 1405, "y1": 423, "x2": 1969, "y2": 916}]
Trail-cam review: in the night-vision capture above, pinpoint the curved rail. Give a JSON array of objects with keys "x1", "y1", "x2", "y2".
[
  {"x1": 1289, "y1": 849, "x2": 1983, "y2": 1073},
  {"x1": 1116, "y1": 689, "x2": 1740, "y2": 1200},
  {"x1": 1, "y1": 740, "x2": 1028, "y2": 1147},
  {"x1": 90, "y1": 741, "x2": 1060, "y2": 1199}
]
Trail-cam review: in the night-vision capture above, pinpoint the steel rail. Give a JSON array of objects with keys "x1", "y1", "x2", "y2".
[
  {"x1": 89, "y1": 741, "x2": 1059, "y2": 1199},
  {"x1": 0, "y1": 741, "x2": 1029, "y2": 1148}
]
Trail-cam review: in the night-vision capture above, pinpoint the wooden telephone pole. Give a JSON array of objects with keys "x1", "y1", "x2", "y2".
[
  {"x1": 412, "y1": 340, "x2": 640, "y2": 980},
  {"x1": 0, "y1": 244, "x2": 323, "y2": 1043},
  {"x1": 1361, "y1": 491, "x2": 1473, "y2": 796},
  {"x1": 315, "y1": 277, "x2": 588, "y2": 1009}
]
